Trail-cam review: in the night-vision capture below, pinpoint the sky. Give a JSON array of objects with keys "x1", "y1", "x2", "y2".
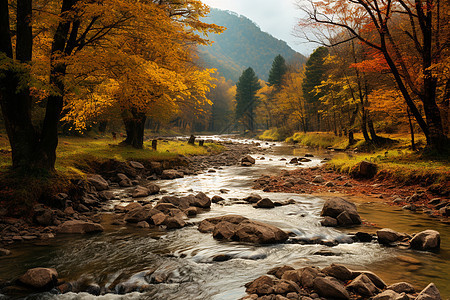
[{"x1": 201, "y1": 0, "x2": 314, "y2": 56}]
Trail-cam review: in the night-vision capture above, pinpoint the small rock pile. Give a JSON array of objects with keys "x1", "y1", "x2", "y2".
[{"x1": 242, "y1": 263, "x2": 442, "y2": 300}]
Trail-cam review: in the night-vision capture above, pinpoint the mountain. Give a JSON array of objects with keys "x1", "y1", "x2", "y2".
[{"x1": 198, "y1": 9, "x2": 306, "y2": 82}]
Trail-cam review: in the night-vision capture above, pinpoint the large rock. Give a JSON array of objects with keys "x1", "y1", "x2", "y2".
[
  {"x1": 57, "y1": 220, "x2": 104, "y2": 234},
  {"x1": 268, "y1": 266, "x2": 295, "y2": 279},
  {"x1": 19, "y1": 268, "x2": 58, "y2": 289},
  {"x1": 117, "y1": 173, "x2": 133, "y2": 187},
  {"x1": 300, "y1": 267, "x2": 320, "y2": 288},
  {"x1": 321, "y1": 197, "x2": 361, "y2": 225},
  {"x1": 377, "y1": 228, "x2": 404, "y2": 244},
  {"x1": 88, "y1": 175, "x2": 109, "y2": 191},
  {"x1": 255, "y1": 198, "x2": 275, "y2": 209},
  {"x1": 190, "y1": 192, "x2": 211, "y2": 208},
  {"x1": 158, "y1": 196, "x2": 190, "y2": 210},
  {"x1": 213, "y1": 221, "x2": 239, "y2": 240},
  {"x1": 415, "y1": 283, "x2": 441, "y2": 300},
  {"x1": 244, "y1": 193, "x2": 263, "y2": 203},
  {"x1": 322, "y1": 264, "x2": 353, "y2": 281},
  {"x1": 241, "y1": 155, "x2": 256, "y2": 165},
  {"x1": 313, "y1": 276, "x2": 350, "y2": 299},
  {"x1": 410, "y1": 230, "x2": 440, "y2": 251},
  {"x1": 233, "y1": 220, "x2": 288, "y2": 244},
  {"x1": 347, "y1": 274, "x2": 379, "y2": 297},
  {"x1": 145, "y1": 183, "x2": 160, "y2": 195},
  {"x1": 124, "y1": 207, "x2": 160, "y2": 223},
  {"x1": 351, "y1": 271, "x2": 386, "y2": 289},
  {"x1": 245, "y1": 275, "x2": 275, "y2": 295},
  {"x1": 163, "y1": 216, "x2": 185, "y2": 229}
]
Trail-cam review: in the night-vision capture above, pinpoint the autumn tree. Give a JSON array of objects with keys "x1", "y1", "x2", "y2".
[
  {"x1": 207, "y1": 76, "x2": 234, "y2": 132},
  {"x1": 297, "y1": 0, "x2": 449, "y2": 149},
  {"x1": 235, "y1": 67, "x2": 261, "y2": 132}
]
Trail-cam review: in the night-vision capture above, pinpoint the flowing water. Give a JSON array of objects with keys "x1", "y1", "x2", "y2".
[{"x1": 0, "y1": 137, "x2": 449, "y2": 299}]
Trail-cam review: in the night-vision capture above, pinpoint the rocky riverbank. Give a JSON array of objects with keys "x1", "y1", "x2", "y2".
[{"x1": 253, "y1": 157, "x2": 449, "y2": 224}]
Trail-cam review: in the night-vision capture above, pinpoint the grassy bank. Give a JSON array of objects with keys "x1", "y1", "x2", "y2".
[{"x1": 0, "y1": 135, "x2": 224, "y2": 176}]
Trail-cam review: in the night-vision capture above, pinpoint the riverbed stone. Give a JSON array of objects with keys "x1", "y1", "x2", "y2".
[
  {"x1": 151, "y1": 212, "x2": 166, "y2": 226},
  {"x1": 373, "y1": 290, "x2": 408, "y2": 300},
  {"x1": 300, "y1": 267, "x2": 320, "y2": 288},
  {"x1": 153, "y1": 203, "x2": 178, "y2": 214},
  {"x1": 161, "y1": 169, "x2": 184, "y2": 179},
  {"x1": 88, "y1": 175, "x2": 109, "y2": 191},
  {"x1": 132, "y1": 186, "x2": 150, "y2": 198},
  {"x1": 415, "y1": 283, "x2": 441, "y2": 300},
  {"x1": 273, "y1": 280, "x2": 302, "y2": 294},
  {"x1": 351, "y1": 271, "x2": 386, "y2": 289},
  {"x1": 158, "y1": 196, "x2": 190, "y2": 210},
  {"x1": 336, "y1": 211, "x2": 354, "y2": 226},
  {"x1": 321, "y1": 197, "x2": 361, "y2": 225},
  {"x1": 0, "y1": 248, "x2": 11, "y2": 256},
  {"x1": 198, "y1": 220, "x2": 215, "y2": 233},
  {"x1": 213, "y1": 221, "x2": 239, "y2": 240},
  {"x1": 313, "y1": 276, "x2": 349, "y2": 299},
  {"x1": 321, "y1": 216, "x2": 338, "y2": 227},
  {"x1": 137, "y1": 221, "x2": 150, "y2": 228},
  {"x1": 387, "y1": 282, "x2": 415, "y2": 294},
  {"x1": 163, "y1": 216, "x2": 185, "y2": 229},
  {"x1": 241, "y1": 155, "x2": 256, "y2": 165},
  {"x1": 312, "y1": 175, "x2": 325, "y2": 183},
  {"x1": 117, "y1": 173, "x2": 133, "y2": 187},
  {"x1": 377, "y1": 228, "x2": 404, "y2": 244},
  {"x1": 233, "y1": 220, "x2": 288, "y2": 244},
  {"x1": 145, "y1": 183, "x2": 160, "y2": 195},
  {"x1": 129, "y1": 161, "x2": 145, "y2": 170},
  {"x1": 268, "y1": 266, "x2": 295, "y2": 279},
  {"x1": 410, "y1": 230, "x2": 440, "y2": 251},
  {"x1": 19, "y1": 268, "x2": 58, "y2": 289},
  {"x1": 354, "y1": 161, "x2": 378, "y2": 178},
  {"x1": 347, "y1": 274, "x2": 379, "y2": 297},
  {"x1": 322, "y1": 264, "x2": 353, "y2": 281},
  {"x1": 57, "y1": 220, "x2": 104, "y2": 234},
  {"x1": 256, "y1": 198, "x2": 275, "y2": 209},
  {"x1": 244, "y1": 193, "x2": 263, "y2": 203},
  {"x1": 211, "y1": 195, "x2": 224, "y2": 203},
  {"x1": 191, "y1": 192, "x2": 211, "y2": 208},
  {"x1": 245, "y1": 275, "x2": 275, "y2": 295}
]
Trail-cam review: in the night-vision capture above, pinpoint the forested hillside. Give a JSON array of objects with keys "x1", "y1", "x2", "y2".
[{"x1": 198, "y1": 9, "x2": 306, "y2": 82}]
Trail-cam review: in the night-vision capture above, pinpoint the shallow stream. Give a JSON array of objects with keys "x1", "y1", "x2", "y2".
[{"x1": 0, "y1": 137, "x2": 448, "y2": 299}]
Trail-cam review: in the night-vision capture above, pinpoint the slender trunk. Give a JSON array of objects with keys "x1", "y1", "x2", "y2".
[
  {"x1": 407, "y1": 107, "x2": 416, "y2": 151},
  {"x1": 122, "y1": 110, "x2": 146, "y2": 149},
  {"x1": 361, "y1": 109, "x2": 371, "y2": 143},
  {"x1": 367, "y1": 115, "x2": 380, "y2": 144}
]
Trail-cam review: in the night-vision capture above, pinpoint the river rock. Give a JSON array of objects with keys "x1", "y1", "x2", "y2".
[
  {"x1": 198, "y1": 220, "x2": 215, "y2": 233},
  {"x1": 19, "y1": 268, "x2": 58, "y2": 289},
  {"x1": 211, "y1": 195, "x2": 224, "y2": 203},
  {"x1": 0, "y1": 248, "x2": 11, "y2": 256},
  {"x1": 145, "y1": 183, "x2": 160, "y2": 195},
  {"x1": 204, "y1": 214, "x2": 249, "y2": 225},
  {"x1": 125, "y1": 207, "x2": 151, "y2": 223},
  {"x1": 410, "y1": 230, "x2": 440, "y2": 251},
  {"x1": 153, "y1": 203, "x2": 178, "y2": 214},
  {"x1": 351, "y1": 271, "x2": 386, "y2": 289},
  {"x1": 355, "y1": 232, "x2": 373, "y2": 242},
  {"x1": 322, "y1": 264, "x2": 353, "y2": 281},
  {"x1": 190, "y1": 192, "x2": 211, "y2": 208},
  {"x1": 336, "y1": 211, "x2": 354, "y2": 226},
  {"x1": 244, "y1": 193, "x2": 263, "y2": 203},
  {"x1": 151, "y1": 212, "x2": 166, "y2": 226},
  {"x1": 129, "y1": 161, "x2": 145, "y2": 170},
  {"x1": 34, "y1": 208, "x2": 54, "y2": 226},
  {"x1": 377, "y1": 228, "x2": 404, "y2": 244},
  {"x1": 268, "y1": 266, "x2": 295, "y2": 279},
  {"x1": 273, "y1": 280, "x2": 301, "y2": 294},
  {"x1": 163, "y1": 216, "x2": 185, "y2": 229},
  {"x1": 184, "y1": 207, "x2": 198, "y2": 216},
  {"x1": 161, "y1": 169, "x2": 184, "y2": 179},
  {"x1": 387, "y1": 282, "x2": 415, "y2": 294},
  {"x1": 132, "y1": 186, "x2": 150, "y2": 198},
  {"x1": 213, "y1": 221, "x2": 239, "y2": 240},
  {"x1": 373, "y1": 290, "x2": 409, "y2": 300},
  {"x1": 347, "y1": 274, "x2": 379, "y2": 296},
  {"x1": 313, "y1": 276, "x2": 350, "y2": 299},
  {"x1": 88, "y1": 175, "x2": 109, "y2": 191},
  {"x1": 58, "y1": 220, "x2": 104, "y2": 234},
  {"x1": 117, "y1": 173, "x2": 133, "y2": 187},
  {"x1": 245, "y1": 275, "x2": 275, "y2": 295},
  {"x1": 312, "y1": 175, "x2": 325, "y2": 183},
  {"x1": 415, "y1": 283, "x2": 441, "y2": 300},
  {"x1": 300, "y1": 267, "x2": 320, "y2": 288},
  {"x1": 233, "y1": 220, "x2": 288, "y2": 244},
  {"x1": 321, "y1": 216, "x2": 338, "y2": 227},
  {"x1": 321, "y1": 197, "x2": 361, "y2": 225},
  {"x1": 241, "y1": 155, "x2": 256, "y2": 165},
  {"x1": 255, "y1": 198, "x2": 275, "y2": 209},
  {"x1": 158, "y1": 196, "x2": 190, "y2": 210}
]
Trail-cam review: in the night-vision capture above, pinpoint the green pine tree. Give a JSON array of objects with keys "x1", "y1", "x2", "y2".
[
  {"x1": 235, "y1": 67, "x2": 261, "y2": 132},
  {"x1": 268, "y1": 54, "x2": 287, "y2": 87},
  {"x1": 302, "y1": 47, "x2": 329, "y2": 130}
]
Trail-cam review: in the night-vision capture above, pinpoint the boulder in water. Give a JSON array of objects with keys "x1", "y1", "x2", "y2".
[
  {"x1": 19, "y1": 268, "x2": 58, "y2": 289},
  {"x1": 410, "y1": 230, "x2": 440, "y2": 251}
]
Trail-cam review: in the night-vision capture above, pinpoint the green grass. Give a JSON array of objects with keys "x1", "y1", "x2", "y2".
[
  {"x1": 286, "y1": 132, "x2": 349, "y2": 149},
  {"x1": 0, "y1": 135, "x2": 225, "y2": 176},
  {"x1": 259, "y1": 128, "x2": 288, "y2": 141},
  {"x1": 326, "y1": 150, "x2": 449, "y2": 185}
]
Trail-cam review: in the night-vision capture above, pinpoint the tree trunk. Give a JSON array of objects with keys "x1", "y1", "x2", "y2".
[
  {"x1": 407, "y1": 107, "x2": 416, "y2": 151},
  {"x1": 122, "y1": 110, "x2": 146, "y2": 149}
]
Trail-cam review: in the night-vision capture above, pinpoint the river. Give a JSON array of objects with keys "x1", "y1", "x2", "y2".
[{"x1": 0, "y1": 137, "x2": 448, "y2": 299}]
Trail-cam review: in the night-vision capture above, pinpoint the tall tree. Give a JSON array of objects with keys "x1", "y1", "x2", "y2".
[
  {"x1": 268, "y1": 54, "x2": 287, "y2": 87},
  {"x1": 302, "y1": 46, "x2": 329, "y2": 131},
  {"x1": 235, "y1": 67, "x2": 261, "y2": 132},
  {"x1": 297, "y1": 0, "x2": 449, "y2": 149}
]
